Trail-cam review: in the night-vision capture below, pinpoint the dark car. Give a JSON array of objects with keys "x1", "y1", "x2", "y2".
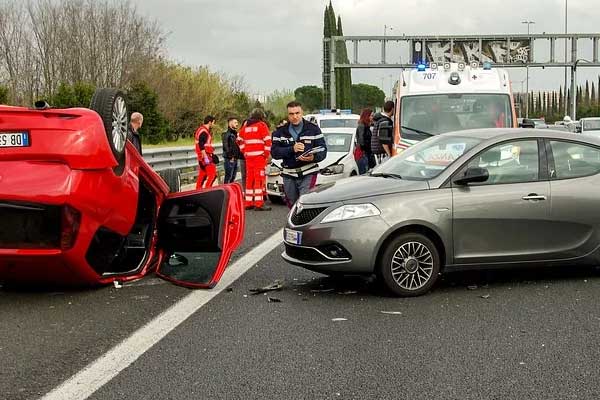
[
  {"x1": 282, "y1": 128, "x2": 600, "y2": 296},
  {"x1": 0, "y1": 89, "x2": 245, "y2": 288}
]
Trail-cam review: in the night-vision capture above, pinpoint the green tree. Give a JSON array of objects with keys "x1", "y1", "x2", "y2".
[
  {"x1": 351, "y1": 84, "x2": 385, "y2": 113},
  {"x1": 294, "y1": 85, "x2": 323, "y2": 112},
  {"x1": 0, "y1": 86, "x2": 9, "y2": 104},
  {"x1": 127, "y1": 82, "x2": 169, "y2": 144},
  {"x1": 51, "y1": 82, "x2": 95, "y2": 108},
  {"x1": 336, "y1": 15, "x2": 352, "y2": 109},
  {"x1": 264, "y1": 89, "x2": 295, "y2": 126}
]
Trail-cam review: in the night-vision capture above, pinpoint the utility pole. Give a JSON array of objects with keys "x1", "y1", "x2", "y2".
[{"x1": 522, "y1": 20, "x2": 535, "y2": 118}]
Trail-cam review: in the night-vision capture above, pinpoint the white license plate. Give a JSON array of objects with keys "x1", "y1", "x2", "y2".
[
  {"x1": 284, "y1": 228, "x2": 302, "y2": 245},
  {"x1": 0, "y1": 132, "x2": 30, "y2": 147}
]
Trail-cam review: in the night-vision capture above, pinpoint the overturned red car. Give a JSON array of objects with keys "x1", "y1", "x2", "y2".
[{"x1": 0, "y1": 89, "x2": 244, "y2": 288}]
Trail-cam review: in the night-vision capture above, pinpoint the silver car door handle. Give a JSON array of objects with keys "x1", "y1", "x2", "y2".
[{"x1": 522, "y1": 194, "x2": 547, "y2": 201}]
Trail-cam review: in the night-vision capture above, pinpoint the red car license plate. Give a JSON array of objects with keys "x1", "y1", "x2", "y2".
[{"x1": 0, "y1": 132, "x2": 30, "y2": 147}]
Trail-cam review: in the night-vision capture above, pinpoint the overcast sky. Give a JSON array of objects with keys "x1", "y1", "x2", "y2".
[{"x1": 132, "y1": 0, "x2": 600, "y2": 96}]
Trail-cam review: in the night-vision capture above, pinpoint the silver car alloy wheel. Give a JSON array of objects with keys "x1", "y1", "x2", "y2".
[
  {"x1": 391, "y1": 241, "x2": 434, "y2": 291},
  {"x1": 111, "y1": 96, "x2": 127, "y2": 152}
]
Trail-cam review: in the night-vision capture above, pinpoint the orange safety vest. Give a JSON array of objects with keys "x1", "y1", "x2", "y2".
[
  {"x1": 238, "y1": 121, "x2": 272, "y2": 159},
  {"x1": 195, "y1": 125, "x2": 214, "y2": 157}
]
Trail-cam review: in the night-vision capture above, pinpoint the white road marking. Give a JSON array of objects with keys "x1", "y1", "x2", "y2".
[{"x1": 41, "y1": 229, "x2": 283, "y2": 400}]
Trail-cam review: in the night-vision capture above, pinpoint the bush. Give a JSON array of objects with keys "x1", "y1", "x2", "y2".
[{"x1": 126, "y1": 82, "x2": 169, "y2": 145}]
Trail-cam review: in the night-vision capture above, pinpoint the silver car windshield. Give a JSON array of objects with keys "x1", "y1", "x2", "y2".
[
  {"x1": 373, "y1": 135, "x2": 483, "y2": 180},
  {"x1": 323, "y1": 132, "x2": 352, "y2": 152},
  {"x1": 401, "y1": 94, "x2": 513, "y2": 135}
]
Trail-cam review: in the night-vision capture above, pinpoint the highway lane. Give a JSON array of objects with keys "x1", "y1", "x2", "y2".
[
  {"x1": 88, "y1": 251, "x2": 600, "y2": 400},
  {"x1": 0, "y1": 202, "x2": 290, "y2": 400}
]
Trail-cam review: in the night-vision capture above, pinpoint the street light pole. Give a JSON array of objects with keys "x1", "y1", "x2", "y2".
[{"x1": 522, "y1": 20, "x2": 535, "y2": 118}]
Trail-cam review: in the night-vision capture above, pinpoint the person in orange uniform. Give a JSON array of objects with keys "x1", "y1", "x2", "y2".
[
  {"x1": 195, "y1": 115, "x2": 217, "y2": 189},
  {"x1": 238, "y1": 109, "x2": 272, "y2": 211}
]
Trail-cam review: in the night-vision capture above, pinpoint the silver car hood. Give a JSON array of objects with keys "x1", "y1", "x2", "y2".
[{"x1": 301, "y1": 176, "x2": 430, "y2": 204}]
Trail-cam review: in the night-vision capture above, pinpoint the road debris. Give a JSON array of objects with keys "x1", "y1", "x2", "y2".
[
  {"x1": 113, "y1": 281, "x2": 122, "y2": 289},
  {"x1": 310, "y1": 288, "x2": 335, "y2": 293},
  {"x1": 380, "y1": 311, "x2": 402, "y2": 315},
  {"x1": 267, "y1": 297, "x2": 282, "y2": 303},
  {"x1": 331, "y1": 318, "x2": 347, "y2": 322},
  {"x1": 338, "y1": 290, "x2": 358, "y2": 295},
  {"x1": 480, "y1": 294, "x2": 491, "y2": 299},
  {"x1": 226, "y1": 287, "x2": 234, "y2": 293},
  {"x1": 467, "y1": 285, "x2": 478, "y2": 290},
  {"x1": 249, "y1": 281, "x2": 283, "y2": 295}
]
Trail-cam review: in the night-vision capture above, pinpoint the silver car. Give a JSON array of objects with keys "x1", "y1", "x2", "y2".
[{"x1": 282, "y1": 129, "x2": 600, "y2": 296}]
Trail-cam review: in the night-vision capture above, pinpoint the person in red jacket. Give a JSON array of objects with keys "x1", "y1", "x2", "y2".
[
  {"x1": 195, "y1": 115, "x2": 217, "y2": 189},
  {"x1": 238, "y1": 109, "x2": 272, "y2": 211}
]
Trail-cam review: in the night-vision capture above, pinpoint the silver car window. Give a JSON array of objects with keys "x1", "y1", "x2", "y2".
[
  {"x1": 550, "y1": 141, "x2": 600, "y2": 180},
  {"x1": 466, "y1": 140, "x2": 539, "y2": 185}
]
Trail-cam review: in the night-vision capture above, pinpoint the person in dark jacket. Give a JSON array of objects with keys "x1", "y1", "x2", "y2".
[
  {"x1": 127, "y1": 112, "x2": 143, "y2": 154},
  {"x1": 271, "y1": 101, "x2": 327, "y2": 207},
  {"x1": 356, "y1": 108, "x2": 374, "y2": 173},
  {"x1": 371, "y1": 101, "x2": 395, "y2": 163},
  {"x1": 221, "y1": 117, "x2": 241, "y2": 184}
]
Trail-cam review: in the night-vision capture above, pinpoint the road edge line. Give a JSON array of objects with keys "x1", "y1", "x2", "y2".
[{"x1": 40, "y1": 229, "x2": 283, "y2": 400}]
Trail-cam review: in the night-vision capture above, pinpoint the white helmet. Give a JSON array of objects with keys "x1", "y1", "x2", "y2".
[{"x1": 563, "y1": 115, "x2": 572, "y2": 123}]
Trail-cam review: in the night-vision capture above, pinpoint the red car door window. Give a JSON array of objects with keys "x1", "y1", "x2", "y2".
[{"x1": 156, "y1": 185, "x2": 244, "y2": 288}]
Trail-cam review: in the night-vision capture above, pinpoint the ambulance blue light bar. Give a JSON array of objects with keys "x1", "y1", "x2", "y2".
[
  {"x1": 417, "y1": 63, "x2": 427, "y2": 71},
  {"x1": 319, "y1": 109, "x2": 352, "y2": 115},
  {"x1": 483, "y1": 62, "x2": 492, "y2": 70}
]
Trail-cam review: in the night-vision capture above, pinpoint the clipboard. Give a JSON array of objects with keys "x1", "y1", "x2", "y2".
[{"x1": 296, "y1": 145, "x2": 326, "y2": 160}]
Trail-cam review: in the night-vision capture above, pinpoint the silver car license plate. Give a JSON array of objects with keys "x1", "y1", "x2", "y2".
[
  {"x1": 0, "y1": 131, "x2": 30, "y2": 147},
  {"x1": 284, "y1": 228, "x2": 302, "y2": 245}
]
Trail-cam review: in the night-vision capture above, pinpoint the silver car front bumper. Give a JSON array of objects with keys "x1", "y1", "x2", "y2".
[{"x1": 282, "y1": 212, "x2": 390, "y2": 274}]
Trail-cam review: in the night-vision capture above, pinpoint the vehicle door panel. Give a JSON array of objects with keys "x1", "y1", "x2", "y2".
[
  {"x1": 452, "y1": 139, "x2": 553, "y2": 264},
  {"x1": 156, "y1": 184, "x2": 244, "y2": 288},
  {"x1": 546, "y1": 140, "x2": 600, "y2": 260}
]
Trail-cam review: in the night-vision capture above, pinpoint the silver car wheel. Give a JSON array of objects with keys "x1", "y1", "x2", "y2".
[
  {"x1": 391, "y1": 241, "x2": 434, "y2": 291},
  {"x1": 111, "y1": 96, "x2": 127, "y2": 152}
]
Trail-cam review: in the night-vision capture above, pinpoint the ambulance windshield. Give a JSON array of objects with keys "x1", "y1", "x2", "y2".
[{"x1": 400, "y1": 94, "x2": 512, "y2": 137}]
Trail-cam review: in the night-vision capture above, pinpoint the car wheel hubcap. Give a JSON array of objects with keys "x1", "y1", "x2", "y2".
[
  {"x1": 391, "y1": 241, "x2": 434, "y2": 291},
  {"x1": 112, "y1": 96, "x2": 127, "y2": 152}
]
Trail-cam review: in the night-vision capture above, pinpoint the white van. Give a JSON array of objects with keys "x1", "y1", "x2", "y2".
[{"x1": 394, "y1": 62, "x2": 518, "y2": 151}]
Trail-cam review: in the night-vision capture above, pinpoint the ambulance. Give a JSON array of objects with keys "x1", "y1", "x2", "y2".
[{"x1": 393, "y1": 61, "x2": 518, "y2": 153}]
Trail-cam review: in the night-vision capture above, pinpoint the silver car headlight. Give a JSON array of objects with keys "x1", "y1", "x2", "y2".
[
  {"x1": 321, "y1": 164, "x2": 344, "y2": 175},
  {"x1": 321, "y1": 203, "x2": 380, "y2": 224}
]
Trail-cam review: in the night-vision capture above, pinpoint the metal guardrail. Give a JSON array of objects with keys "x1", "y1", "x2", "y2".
[{"x1": 143, "y1": 144, "x2": 224, "y2": 183}]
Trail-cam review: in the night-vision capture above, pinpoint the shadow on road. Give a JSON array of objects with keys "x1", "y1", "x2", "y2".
[{"x1": 261, "y1": 265, "x2": 600, "y2": 300}]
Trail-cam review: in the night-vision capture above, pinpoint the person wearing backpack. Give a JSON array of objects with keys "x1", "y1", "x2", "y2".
[{"x1": 371, "y1": 101, "x2": 395, "y2": 164}]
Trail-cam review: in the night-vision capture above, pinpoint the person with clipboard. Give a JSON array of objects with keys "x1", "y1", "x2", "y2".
[{"x1": 271, "y1": 101, "x2": 327, "y2": 208}]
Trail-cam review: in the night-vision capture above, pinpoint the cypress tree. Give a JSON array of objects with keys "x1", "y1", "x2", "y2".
[
  {"x1": 323, "y1": 3, "x2": 332, "y2": 107},
  {"x1": 585, "y1": 80, "x2": 590, "y2": 106},
  {"x1": 336, "y1": 16, "x2": 352, "y2": 109},
  {"x1": 559, "y1": 86, "x2": 563, "y2": 116}
]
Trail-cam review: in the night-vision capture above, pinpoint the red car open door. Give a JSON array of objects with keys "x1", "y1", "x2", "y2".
[{"x1": 155, "y1": 184, "x2": 245, "y2": 289}]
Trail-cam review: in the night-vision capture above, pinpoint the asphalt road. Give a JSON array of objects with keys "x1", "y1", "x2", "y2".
[
  {"x1": 0, "y1": 200, "x2": 290, "y2": 400},
  {"x1": 3, "y1": 199, "x2": 600, "y2": 400}
]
